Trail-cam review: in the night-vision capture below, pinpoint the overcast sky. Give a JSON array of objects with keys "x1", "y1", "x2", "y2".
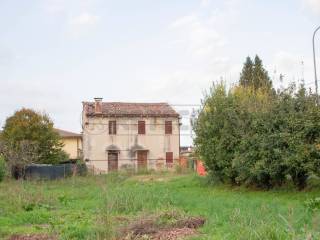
[{"x1": 0, "y1": 0, "x2": 320, "y2": 145}]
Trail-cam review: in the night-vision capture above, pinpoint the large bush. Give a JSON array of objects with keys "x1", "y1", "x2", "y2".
[
  {"x1": 194, "y1": 83, "x2": 320, "y2": 189},
  {"x1": 194, "y1": 56, "x2": 320, "y2": 189}
]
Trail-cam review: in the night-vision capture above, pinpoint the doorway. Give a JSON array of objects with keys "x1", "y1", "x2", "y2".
[
  {"x1": 137, "y1": 151, "x2": 148, "y2": 171},
  {"x1": 108, "y1": 151, "x2": 118, "y2": 172}
]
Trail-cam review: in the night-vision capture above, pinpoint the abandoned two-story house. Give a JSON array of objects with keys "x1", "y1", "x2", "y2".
[{"x1": 82, "y1": 98, "x2": 180, "y2": 173}]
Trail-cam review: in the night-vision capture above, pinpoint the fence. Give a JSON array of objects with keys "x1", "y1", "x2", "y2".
[
  {"x1": 13, "y1": 163, "x2": 87, "y2": 180},
  {"x1": 12, "y1": 158, "x2": 204, "y2": 179}
]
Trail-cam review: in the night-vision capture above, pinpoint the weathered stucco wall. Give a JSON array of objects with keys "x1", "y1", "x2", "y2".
[{"x1": 82, "y1": 115, "x2": 180, "y2": 173}]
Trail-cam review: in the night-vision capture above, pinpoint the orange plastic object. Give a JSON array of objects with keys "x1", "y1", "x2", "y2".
[{"x1": 196, "y1": 160, "x2": 207, "y2": 176}]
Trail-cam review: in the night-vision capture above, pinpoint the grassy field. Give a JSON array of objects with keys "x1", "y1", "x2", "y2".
[{"x1": 0, "y1": 173, "x2": 320, "y2": 240}]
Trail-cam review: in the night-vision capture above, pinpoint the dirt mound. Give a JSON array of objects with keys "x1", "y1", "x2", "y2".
[
  {"x1": 152, "y1": 227, "x2": 197, "y2": 240},
  {"x1": 8, "y1": 234, "x2": 56, "y2": 240},
  {"x1": 124, "y1": 217, "x2": 158, "y2": 236},
  {"x1": 175, "y1": 217, "x2": 206, "y2": 229},
  {"x1": 120, "y1": 212, "x2": 205, "y2": 240}
]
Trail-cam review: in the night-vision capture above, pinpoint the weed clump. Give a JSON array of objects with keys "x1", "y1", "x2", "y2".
[{"x1": 305, "y1": 197, "x2": 320, "y2": 212}]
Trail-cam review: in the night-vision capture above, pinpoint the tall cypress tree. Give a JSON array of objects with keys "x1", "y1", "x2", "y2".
[
  {"x1": 253, "y1": 55, "x2": 272, "y2": 90},
  {"x1": 239, "y1": 56, "x2": 254, "y2": 88},
  {"x1": 239, "y1": 55, "x2": 272, "y2": 91}
]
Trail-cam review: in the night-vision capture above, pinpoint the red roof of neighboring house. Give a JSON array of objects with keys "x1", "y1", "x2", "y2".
[
  {"x1": 83, "y1": 102, "x2": 179, "y2": 118},
  {"x1": 54, "y1": 128, "x2": 82, "y2": 138}
]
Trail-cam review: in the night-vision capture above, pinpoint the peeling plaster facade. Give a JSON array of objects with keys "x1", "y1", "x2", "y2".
[{"x1": 82, "y1": 102, "x2": 180, "y2": 173}]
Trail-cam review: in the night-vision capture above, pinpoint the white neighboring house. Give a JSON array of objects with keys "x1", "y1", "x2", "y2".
[{"x1": 82, "y1": 98, "x2": 180, "y2": 173}]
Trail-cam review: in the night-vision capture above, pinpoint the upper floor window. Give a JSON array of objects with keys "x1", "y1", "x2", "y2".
[
  {"x1": 138, "y1": 121, "x2": 146, "y2": 134},
  {"x1": 165, "y1": 120, "x2": 172, "y2": 134},
  {"x1": 109, "y1": 120, "x2": 116, "y2": 135}
]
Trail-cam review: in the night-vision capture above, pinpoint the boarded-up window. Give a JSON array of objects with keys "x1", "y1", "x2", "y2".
[
  {"x1": 109, "y1": 121, "x2": 116, "y2": 135},
  {"x1": 166, "y1": 152, "x2": 173, "y2": 164},
  {"x1": 138, "y1": 121, "x2": 145, "y2": 134},
  {"x1": 165, "y1": 121, "x2": 172, "y2": 134}
]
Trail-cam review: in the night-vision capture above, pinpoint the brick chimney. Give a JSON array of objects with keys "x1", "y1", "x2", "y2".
[{"x1": 94, "y1": 97, "x2": 103, "y2": 114}]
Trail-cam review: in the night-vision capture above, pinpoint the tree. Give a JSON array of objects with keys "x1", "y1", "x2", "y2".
[
  {"x1": 253, "y1": 55, "x2": 272, "y2": 90},
  {"x1": 194, "y1": 56, "x2": 320, "y2": 189},
  {"x1": 0, "y1": 139, "x2": 41, "y2": 178},
  {"x1": 194, "y1": 83, "x2": 243, "y2": 184},
  {"x1": 284, "y1": 86, "x2": 320, "y2": 189},
  {"x1": 239, "y1": 55, "x2": 272, "y2": 91},
  {"x1": 239, "y1": 57, "x2": 254, "y2": 88},
  {"x1": 1, "y1": 108, "x2": 68, "y2": 167}
]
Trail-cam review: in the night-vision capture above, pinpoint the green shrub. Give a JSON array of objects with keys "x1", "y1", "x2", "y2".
[
  {"x1": 0, "y1": 156, "x2": 6, "y2": 182},
  {"x1": 304, "y1": 197, "x2": 320, "y2": 212},
  {"x1": 194, "y1": 56, "x2": 320, "y2": 189},
  {"x1": 194, "y1": 81, "x2": 320, "y2": 189}
]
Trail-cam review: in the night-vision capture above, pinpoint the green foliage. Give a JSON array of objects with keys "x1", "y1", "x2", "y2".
[
  {"x1": 22, "y1": 202, "x2": 36, "y2": 212},
  {"x1": 0, "y1": 156, "x2": 6, "y2": 182},
  {"x1": 1, "y1": 108, "x2": 67, "y2": 165},
  {"x1": 194, "y1": 83, "x2": 239, "y2": 183},
  {"x1": 58, "y1": 194, "x2": 73, "y2": 206},
  {"x1": 239, "y1": 55, "x2": 273, "y2": 91},
  {"x1": 239, "y1": 56, "x2": 254, "y2": 87},
  {"x1": 194, "y1": 74, "x2": 320, "y2": 189},
  {"x1": 305, "y1": 197, "x2": 320, "y2": 212}
]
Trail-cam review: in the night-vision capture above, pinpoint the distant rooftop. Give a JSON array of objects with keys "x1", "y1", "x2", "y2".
[{"x1": 54, "y1": 128, "x2": 81, "y2": 138}]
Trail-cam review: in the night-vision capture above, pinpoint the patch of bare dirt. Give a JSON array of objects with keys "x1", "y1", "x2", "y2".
[
  {"x1": 8, "y1": 234, "x2": 57, "y2": 240},
  {"x1": 153, "y1": 227, "x2": 197, "y2": 240},
  {"x1": 131, "y1": 174, "x2": 180, "y2": 183},
  {"x1": 175, "y1": 217, "x2": 206, "y2": 229},
  {"x1": 119, "y1": 212, "x2": 205, "y2": 240}
]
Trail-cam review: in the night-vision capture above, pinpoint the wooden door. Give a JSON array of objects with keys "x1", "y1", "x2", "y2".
[
  {"x1": 137, "y1": 151, "x2": 148, "y2": 170},
  {"x1": 108, "y1": 152, "x2": 118, "y2": 172}
]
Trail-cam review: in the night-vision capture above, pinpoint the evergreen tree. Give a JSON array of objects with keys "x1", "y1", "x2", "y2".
[
  {"x1": 239, "y1": 56, "x2": 254, "y2": 88},
  {"x1": 253, "y1": 55, "x2": 272, "y2": 90},
  {"x1": 239, "y1": 55, "x2": 272, "y2": 91}
]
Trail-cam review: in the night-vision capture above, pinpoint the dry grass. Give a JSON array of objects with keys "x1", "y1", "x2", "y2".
[
  {"x1": 118, "y1": 210, "x2": 205, "y2": 240},
  {"x1": 8, "y1": 234, "x2": 57, "y2": 240}
]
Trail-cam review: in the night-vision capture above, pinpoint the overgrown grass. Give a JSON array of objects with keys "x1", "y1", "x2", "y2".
[{"x1": 0, "y1": 173, "x2": 320, "y2": 239}]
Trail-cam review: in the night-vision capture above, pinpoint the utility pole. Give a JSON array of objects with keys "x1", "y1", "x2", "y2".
[{"x1": 312, "y1": 26, "x2": 320, "y2": 102}]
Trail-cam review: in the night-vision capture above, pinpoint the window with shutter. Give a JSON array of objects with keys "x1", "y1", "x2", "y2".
[
  {"x1": 166, "y1": 152, "x2": 173, "y2": 164},
  {"x1": 165, "y1": 121, "x2": 172, "y2": 134},
  {"x1": 109, "y1": 121, "x2": 116, "y2": 135},
  {"x1": 138, "y1": 121, "x2": 145, "y2": 134}
]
